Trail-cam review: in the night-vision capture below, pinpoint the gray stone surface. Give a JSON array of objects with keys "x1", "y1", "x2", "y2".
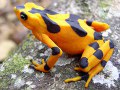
[{"x1": 0, "y1": 0, "x2": 120, "y2": 90}]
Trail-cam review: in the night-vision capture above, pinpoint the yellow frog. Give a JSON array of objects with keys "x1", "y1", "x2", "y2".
[{"x1": 14, "y1": 2, "x2": 114, "y2": 88}]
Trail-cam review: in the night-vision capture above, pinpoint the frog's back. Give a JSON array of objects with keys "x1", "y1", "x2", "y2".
[
  {"x1": 31, "y1": 9, "x2": 96, "y2": 52},
  {"x1": 43, "y1": 12, "x2": 96, "y2": 54},
  {"x1": 46, "y1": 13, "x2": 95, "y2": 37},
  {"x1": 47, "y1": 12, "x2": 95, "y2": 39},
  {"x1": 28, "y1": 7, "x2": 98, "y2": 54},
  {"x1": 28, "y1": 8, "x2": 93, "y2": 37}
]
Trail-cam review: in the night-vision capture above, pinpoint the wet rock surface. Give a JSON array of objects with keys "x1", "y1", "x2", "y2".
[{"x1": 0, "y1": 0, "x2": 120, "y2": 90}]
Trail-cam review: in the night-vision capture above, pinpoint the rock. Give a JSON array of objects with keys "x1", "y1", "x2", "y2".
[
  {"x1": 0, "y1": 40, "x2": 16, "y2": 62},
  {"x1": 39, "y1": 0, "x2": 53, "y2": 7},
  {"x1": 10, "y1": 23, "x2": 28, "y2": 44},
  {"x1": 0, "y1": 24, "x2": 14, "y2": 41},
  {"x1": 6, "y1": 12, "x2": 17, "y2": 22},
  {"x1": 14, "y1": 77, "x2": 25, "y2": 88},
  {"x1": 0, "y1": 0, "x2": 120, "y2": 90},
  {"x1": 50, "y1": 0, "x2": 111, "y2": 20},
  {"x1": 0, "y1": 0, "x2": 7, "y2": 10},
  {"x1": 0, "y1": 17, "x2": 6, "y2": 24},
  {"x1": 0, "y1": 0, "x2": 12, "y2": 14}
]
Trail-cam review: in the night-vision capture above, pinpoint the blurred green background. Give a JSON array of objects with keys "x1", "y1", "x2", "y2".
[{"x1": 0, "y1": 0, "x2": 52, "y2": 62}]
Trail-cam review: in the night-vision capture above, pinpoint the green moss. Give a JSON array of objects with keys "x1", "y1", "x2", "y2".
[
  {"x1": 75, "y1": 0, "x2": 79, "y2": 3},
  {"x1": 1, "y1": 54, "x2": 30, "y2": 75},
  {"x1": 22, "y1": 40, "x2": 33, "y2": 50},
  {"x1": 101, "y1": 12, "x2": 108, "y2": 20},
  {"x1": 98, "y1": 0, "x2": 112, "y2": 20},
  {"x1": 22, "y1": 34, "x2": 35, "y2": 50},
  {"x1": 99, "y1": 1, "x2": 109, "y2": 8},
  {"x1": 99, "y1": 0, "x2": 112, "y2": 8},
  {"x1": 0, "y1": 54, "x2": 30, "y2": 88},
  {"x1": 0, "y1": 78, "x2": 15, "y2": 89},
  {"x1": 0, "y1": 33, "x2": 34, "y2": 89}
]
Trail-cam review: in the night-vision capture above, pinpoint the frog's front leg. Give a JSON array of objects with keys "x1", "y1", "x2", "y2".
[{"x1": 30, "y1": 33, "x2": 62, "y2": 72}]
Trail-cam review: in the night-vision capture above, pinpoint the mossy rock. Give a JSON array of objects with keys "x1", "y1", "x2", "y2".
[{"x1": 0, "y1": 0, "x2": 120, "y2": 90}]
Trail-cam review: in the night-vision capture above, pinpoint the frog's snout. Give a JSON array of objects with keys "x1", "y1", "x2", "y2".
[
  {"x1": 14, "y1": 5, "x2": 25, "y2": 13},
  {"x1": 14, "y1": 7, "x2": 17, "y2": 13}
]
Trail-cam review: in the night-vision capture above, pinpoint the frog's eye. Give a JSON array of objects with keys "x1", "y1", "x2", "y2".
[{"x1": 20, "y1": 12, "x2": 28, "y2": 20}]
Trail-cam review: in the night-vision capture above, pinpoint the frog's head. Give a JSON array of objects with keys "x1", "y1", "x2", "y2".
[{"x1": 14, "y1": 2, "x2": 45, "y2": 31}]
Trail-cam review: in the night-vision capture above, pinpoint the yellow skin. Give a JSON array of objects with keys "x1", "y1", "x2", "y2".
[{"x1": 14, "y1": 2, "x2": 114, "y2": 88}]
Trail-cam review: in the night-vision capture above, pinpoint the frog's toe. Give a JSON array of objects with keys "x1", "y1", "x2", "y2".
[
  {"x1": 30, "y1": 60, "x2": 39, "y2": 66},
  {"x1": 29, "y1": 65, "x2": 35, "y2": 69},
  {"x1": 41, "y1": 59, "x2": 45, "y2": 64},
  {"x1": 74, "y1": 67, "x2": 81, "y2": 71},
  {"x1": 30, "y1": 59, "x2": 33, "y2": 63},
  {"x1": 64, "y1": 76, "x2": 81, "y2": 83}
]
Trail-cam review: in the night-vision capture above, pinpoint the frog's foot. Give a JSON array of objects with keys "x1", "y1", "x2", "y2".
[
  {"x1": 29, "y1": 59, "x2": 49, "y2": 72},
  {"x1": 65, "y1": 64, "x2": 103, "y2": 88},
  {"x1": 64, "y1": 73, "x2": 89, "y2": 88}
]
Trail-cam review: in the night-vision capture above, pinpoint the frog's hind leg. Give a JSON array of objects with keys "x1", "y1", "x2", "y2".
[
  {"x1": 84, "y1": 48, "x2": 114, "y2": 87},
  {"x1": 65, "y1": 49, "x2": 114, "y2": 87},
  {"x1": 65, "y1": 40, "x2": 114, "y2": 88},
  {"x1": 76, "y1": 40, "x2": 114, "y2": 73},
  {"x1": 64, "y1": 40, "x2": 102, "y2": 81},
  {"x1": 64, "y1": 40, "x2": 103, "y2": 84}
]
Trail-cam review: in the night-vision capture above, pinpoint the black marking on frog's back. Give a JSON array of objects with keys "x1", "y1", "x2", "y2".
[
  {"x1": 29, "y1": 8, "x2": 60, "y2": 33},
  {"x1": 44, "y1": 9, "x2": 58, "y2": 15},
  {"x1": 16, "y1": 5, "x2": 25, "y2": 9},
  {"x1": 66, "y1": 14, "x2": 87, "y2": 37},
  {"x1": 67, "y1": 14, "x2": 80, "y2": 22},
  {"x1": 86, "y1": 20, "x2": 93, "y2": 26}
]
